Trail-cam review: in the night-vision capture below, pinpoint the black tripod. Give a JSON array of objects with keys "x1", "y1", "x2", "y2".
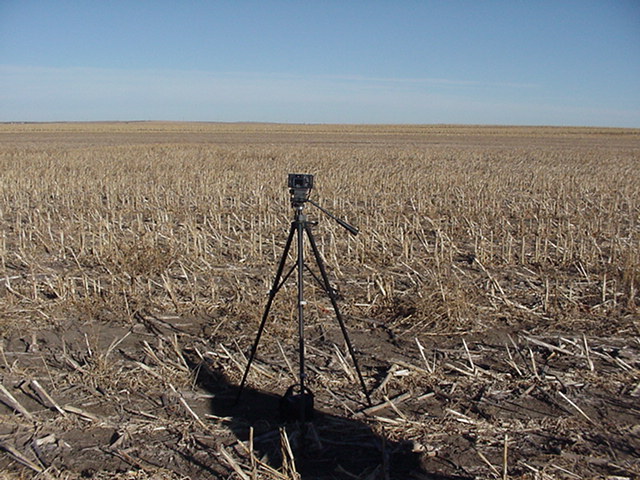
[{"x1": 235, "y1": 175, "x2": 371, "y2": 420}]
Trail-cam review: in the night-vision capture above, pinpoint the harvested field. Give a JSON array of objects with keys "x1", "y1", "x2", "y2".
[{"x1": 0, "y1": 122, "x2": 638, "y2": 479}]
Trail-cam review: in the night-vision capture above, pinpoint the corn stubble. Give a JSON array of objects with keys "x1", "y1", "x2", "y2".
[{"x1": 0, "y1": 123, "x2": 638, "y2": 479}]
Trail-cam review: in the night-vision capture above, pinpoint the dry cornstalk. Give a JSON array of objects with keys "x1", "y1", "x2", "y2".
[
  {"x1": 528, "y1": 348, "x2": 539, "y2": 380},
  {"x1": 219, "y1": 343, "x2": 274, "y2": 380},
  {"x1": 415, "y1": 338, "x2": 434, "y2": 373},
  {"x1": 462, "y1": 338, "x2": 476, "y2": 373},
  {"x1": 0, "y1": 383, "x2": 33, "y2": 419},
  {"x1": 390, "y1": 358, "x2": 432, "y2": 375},
  {"x1": 476, "y1": 449, "x2": 501, "y2": 477},
  {"x1": 444, "y1": 362, "x2": 475, "y2": 377},
  {"x1": 277, "y1": 340, "x2": 296, "y2": 382},
  {"x1": 169, "y1": 383, "x2": 208, "y2": 429},
  {"x1": 333, "y1": 344, "x2": 355, "y2": 381},
  {"x1": 104, "y1": 330, "x2": 131, "y2": 360},
  {"x1": 523, "y1": 335, "x2": 575, "y2": 356},
  {"x1": 503, "y1": 433, "x2": 508, "y2": 480},
  {"x1": 63, "y1": 404, "x2": 101, "y2": 423},
  {"x1": 558, "y1": 391, "x2": 594, "y2": 423},
  {"x1": 0, "y1": 443, "x2": 43, "y2": 473},
  {"x1": 29, "y1": 379, "x2": 65, "y2": 415},
  {"x1": 219, "y1": 445, "x2": 250, "y2": 480},
  {"x1": 249, "y1": 426, "x2": 257, "y2": 480},
  {"x1": 362, "y1": 391, "x2": 411, "y2": 416},
  {"x1": 372, "y1": 364, "x2": 397, "y2": 396},
  {"x1": 549, "y1": 463, "x2": 582, "y2": 478},
  {"x1": 279, "y1": 427, "x2": 299, "y2": 479},
  {"x1": 505, "y1": 344, "x2": 523, "y2": 376},
  {"x1": 445, "y1": 408, "x2": 477, "y2": 424},
  {"x1": 382, "y1": 393, "x2": 408, "y2": 421},
  {"x1": 582, "y1": 334, "x2": 595, "y2": 371}
]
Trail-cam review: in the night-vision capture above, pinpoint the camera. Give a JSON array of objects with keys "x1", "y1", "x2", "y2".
[
  {"x1": 288, "y1": 173, "x2": 314, "y2": 206},
  {"x1": 288, "y1": 173, "x2": 314, "y2": 190}
]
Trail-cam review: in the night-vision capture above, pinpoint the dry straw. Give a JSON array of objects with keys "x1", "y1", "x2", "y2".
[{"x1": 0, "y1": 123, "x2": 638, "y2": 479}]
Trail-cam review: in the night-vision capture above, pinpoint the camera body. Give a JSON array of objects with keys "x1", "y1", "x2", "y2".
[
  {"x1": 288, "y1": 173, "x2": 314, "y2": 206},
  {"x1": 288, "y1": 173, "x2": 313, "y2": 190}
]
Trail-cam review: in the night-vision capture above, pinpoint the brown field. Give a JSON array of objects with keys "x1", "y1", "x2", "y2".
[{"x1": 0, "y1": 122, "x2": 638, "y2": 479}]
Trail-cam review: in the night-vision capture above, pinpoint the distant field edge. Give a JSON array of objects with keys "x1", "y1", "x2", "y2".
[{"x1": 1, "y1": 121, "x2": 639, "y2": 137}]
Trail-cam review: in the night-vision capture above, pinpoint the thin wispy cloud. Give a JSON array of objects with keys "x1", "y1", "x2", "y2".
[
  {"x1": 323, "y1": 74, "x2": 540, "y2": 90},
  {"x1": 0, "y1": 64, "x2": 637, "y2": 126}
]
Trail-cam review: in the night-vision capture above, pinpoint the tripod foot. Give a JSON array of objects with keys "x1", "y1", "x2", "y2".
[{"x1": 279, "y1": 384, "x2": 314, "y2": 422}]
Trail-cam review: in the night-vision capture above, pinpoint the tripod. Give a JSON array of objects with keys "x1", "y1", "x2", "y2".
[{"x1": 235, "y1": 182, "x2": 371, "y2": 420}]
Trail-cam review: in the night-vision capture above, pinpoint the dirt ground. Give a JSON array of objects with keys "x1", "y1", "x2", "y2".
[
  {"x1": 0, "y1": 123, "x2": 638, "y2": 479},
  {"x1": 1, "y1": 308, "x2": 639, "y2": 479}
]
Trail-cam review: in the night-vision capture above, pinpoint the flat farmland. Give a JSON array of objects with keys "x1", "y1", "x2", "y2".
[{"x1": 0, "y1": 122, "x2": 639, "y2": 479}]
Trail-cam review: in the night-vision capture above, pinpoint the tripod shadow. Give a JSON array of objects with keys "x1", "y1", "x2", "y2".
[{"x1": 185, "y1": 350, "x2": 472, "y2": 480}]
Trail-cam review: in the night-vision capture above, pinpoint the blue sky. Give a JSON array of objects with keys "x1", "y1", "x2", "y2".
[{"x1": 1, "y1": 1, "x2": 639, "y2": 126}]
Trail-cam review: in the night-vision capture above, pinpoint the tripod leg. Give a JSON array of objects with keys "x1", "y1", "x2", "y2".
[
  {"x1": 235, "y1": 222, "x2": 296, "y2": 404},
  {"x1": 304, "y1": 224, "x2": 372, "y2": 406}
]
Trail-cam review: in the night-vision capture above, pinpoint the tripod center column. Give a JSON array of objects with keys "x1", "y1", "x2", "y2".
[{"x1": 296, "y1": 207, "x2": 307, "y2": 397}]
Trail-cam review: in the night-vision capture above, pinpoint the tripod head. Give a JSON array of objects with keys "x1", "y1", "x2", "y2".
[
  {"x1": 287, "y1": 173, "x2": 358, "y2": 235},
  {"x1": 288, "y1": 173, "x2": 313, "y2": 208}
]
